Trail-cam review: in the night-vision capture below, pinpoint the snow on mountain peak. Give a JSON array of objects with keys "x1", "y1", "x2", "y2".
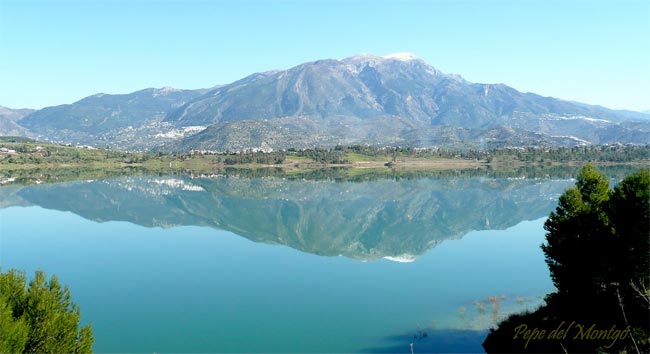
[
  {"x1": 342, "y1": 52, "x2": 422, "y2": 65},
  {"x1": 152, "y1": 86, "x2": 181, "y2": 97},
  {"x1": 382, "y1": 52, "x2": 420, "y2": 61},
  {"x1": 341, "y1": 53, "x2": 383, "y2": 63}
]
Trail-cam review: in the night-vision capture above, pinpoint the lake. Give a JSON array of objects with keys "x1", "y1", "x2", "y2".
[{"x1": 0, "y1": 171, "x2": 584, "y2": 352}]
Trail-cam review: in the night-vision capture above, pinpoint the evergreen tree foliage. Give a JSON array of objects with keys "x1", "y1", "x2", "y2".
[
  {"x1": 0, "y1": 269, "x2": 93, "y2": 353},
  {"x1": 542, "y1": 164, "x2": 613, "y2": 298}
]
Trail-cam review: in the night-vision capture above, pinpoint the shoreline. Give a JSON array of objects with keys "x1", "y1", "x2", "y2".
[{"x1": 1, "y1": 158, "x2": 647, "y2": 172}]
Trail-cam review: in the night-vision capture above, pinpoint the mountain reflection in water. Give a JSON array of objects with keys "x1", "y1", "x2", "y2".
[{"x1": 2, "y1": 172, "x2": 576, "y2": 261}]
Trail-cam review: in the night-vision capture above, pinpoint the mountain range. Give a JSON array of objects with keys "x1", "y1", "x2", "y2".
[{"x1": 4, "y1": 53, "x2": 650, "y2": 151}]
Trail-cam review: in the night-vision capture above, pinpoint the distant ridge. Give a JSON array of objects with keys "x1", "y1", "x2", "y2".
[
  {"x1": 0, "y1": 105, "x2": 35, "y2": 136},
  {"x1": 5, "y1": 54, "x2": 650, "y2": 151}
]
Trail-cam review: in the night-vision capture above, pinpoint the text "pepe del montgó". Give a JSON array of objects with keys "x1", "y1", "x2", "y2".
[{"x1": 513, "y1": 321, "x2": 631, "y2": 349}]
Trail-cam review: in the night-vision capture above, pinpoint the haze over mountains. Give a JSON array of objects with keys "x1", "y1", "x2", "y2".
[
  {"x1": 4, "y1": 53, "x2": 649, "y2": 151},
  {"x1": 0, "y1": 106, "x2": 34, "y2": 136}
]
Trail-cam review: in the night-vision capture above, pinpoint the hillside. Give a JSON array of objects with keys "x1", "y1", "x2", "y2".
[
  {"x1": 0, "y1": 106, "x2": 35, "y2": 136},
  {"x1": 18, "y1": 87, "x2": 208, "y2": 150},
  {"x1": 5, "y1": 53, "x2": 650, "y2": 151},
  {"x1": 162, "y1": 53, "x2": 649, "y2": 150}
]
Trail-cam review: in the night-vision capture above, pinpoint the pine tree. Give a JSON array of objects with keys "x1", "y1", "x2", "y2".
[
  {"x1": 0, "y1": 269, "x2": 94, "y2": 353},
  {"x1": 542, "y1": 164, "x2": 613, "y2": 298}
]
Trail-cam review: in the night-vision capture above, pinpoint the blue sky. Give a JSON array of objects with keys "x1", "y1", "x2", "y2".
[{"x1": 1, "y1": 0, "x2": 648, "y2": 111}]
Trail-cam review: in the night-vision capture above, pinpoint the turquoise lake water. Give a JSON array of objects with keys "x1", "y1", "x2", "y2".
[{"x1": 0, "y1": 174, "x2": 569, "y2": 353}]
